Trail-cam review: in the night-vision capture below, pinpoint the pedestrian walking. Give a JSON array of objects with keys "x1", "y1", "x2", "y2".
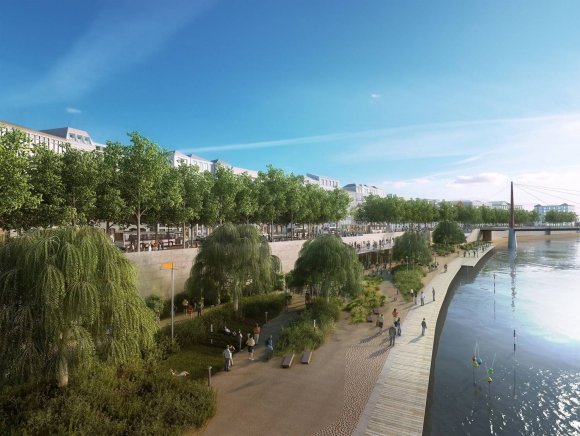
[
  {"x1": 444, "y1": 264, "x2": 448, "y2": 273},
  {"x1": 197, "y1": 301, "x2": 202, "y2": 317},
  {"x1": 377, "y1": 313, "x2": 384, "y2": 330},
  {"x1": 432, "y1": 287, "x2": 435, "y2": 301},
  {"x1": 396, "y1": 317, "x2": 402, "y2": 336},
  {"x1": 420, "y1": 291, "x2": 425, "y2": 306},
  {"x1": 392, "y1": 308, "x2": 399, "y2": 320},
  {"x1": 253, "y1": 323, "x2": 261, "y2": 345},
  {"x1": 223, "y1": 345, "x2": 232, "y2": 371},
  {"x1": 388, "y1": 324, "x2": 397, "y2": 347},
  {"x1": 265, "y1": 335, "x2": 274, "y2": 359},
  {"x1": 421, "y1": 318, "x2": 427, "y2": 336},
  {"x1": 246, "y1": 334, "x2": 256, "y2": 360}
]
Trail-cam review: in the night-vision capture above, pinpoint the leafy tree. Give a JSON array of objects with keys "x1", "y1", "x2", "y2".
[
  {"x1": 211, "y1": 164, "x2": 240, "y2": 224},
  {"x1": 0, "y1": 129, "x2": 39, "y2": 230},
  {"x1": 233, "y1": 173, "x2": 259, "y2": 224},
  {"x1": 432, "y1": 221, "x2": 467, "y2": 245},
  {"x1": 256, "y1": 166, "x2": 288, "y2": 239},
  {"x1": 545, "y1": 210, "x2": 577, "y2": 224},
  {"x1": 291, "y1": 235, "x2": 362, "y2": 300},
  {"x1": 392, "y1": 230, "x2": 432, "y2": 265},
  {"x1": 118, "y1": 132, "x2": 169, "y2": 251},
  {"x1": 0, "y1": 227, "x2": 157, "y2": 387},
  {"x1": 61, "y1": 147, "x2": 100, "y2": 226},
  {"x1": 25, "y1": 145, "x2": 72, "y2": 228},
  {"x1": 185, "y1": 223, "x2": 280, "y2": 311},
  {"x1": 94, "y1": 142, "x2": 127, "y2": 232},
  {"x1": 283, "y1": 174, "x2": 305, "y2": 238},
  {"x1": 327, "y1": 188, "x2": 350, "y2": 225},
  {"x1": 437, "y1": 200, "x2": 458, "y2": 222}
]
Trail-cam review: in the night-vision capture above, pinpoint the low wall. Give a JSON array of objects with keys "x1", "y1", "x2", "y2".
[{"x1": 127, "y1": 232, "x2": 400, "y2": 299}]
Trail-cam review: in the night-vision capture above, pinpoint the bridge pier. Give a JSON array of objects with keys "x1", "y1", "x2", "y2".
[
  {"x1": 508, "y1": 228, "x2": 517, "y2": 251},
  {"x1": 545, "y1": 230, "x2": 551, "y2": 235}
]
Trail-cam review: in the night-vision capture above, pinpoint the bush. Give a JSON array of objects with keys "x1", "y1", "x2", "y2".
[
  {"x1": 394, "y1": 269, "x2": 424, "y2": 300},
  {"x1": 344, "y1": 277, "x2": 386, "y2": 324},
  {"x1": 276, "y1": 298, "x2": 340, "y2": 354},
  {"x1": 145, "y1": 294, "x2": 166, "y2": 320},
  {"x1": 0, "y1": 360, "x2": 217, "y2": 435}
]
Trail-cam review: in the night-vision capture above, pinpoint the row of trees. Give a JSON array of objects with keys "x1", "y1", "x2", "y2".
[
  {"x1": 544, "y1": 210, "x2": 577, "y2": 223},
  {"x1": 1, "y1": 129, "x2": 350, "y2": 250},
  {"x1": 355, "y1": 195, "x2": 546, "y2": 225}
]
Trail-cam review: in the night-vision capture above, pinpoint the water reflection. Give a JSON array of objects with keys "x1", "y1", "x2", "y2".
[{"x1": 427, "y1": 239, "x2": 580, "y2": 436}]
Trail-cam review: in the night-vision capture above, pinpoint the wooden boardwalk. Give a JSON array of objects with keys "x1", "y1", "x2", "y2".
[{"x1": 353, "y1": 245, "x2": 495, "y2": 436}]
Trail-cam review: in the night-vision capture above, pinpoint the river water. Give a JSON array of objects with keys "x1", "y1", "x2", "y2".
[{"x1": 426, "y1": 238, "x2": 580, "y2": 435}]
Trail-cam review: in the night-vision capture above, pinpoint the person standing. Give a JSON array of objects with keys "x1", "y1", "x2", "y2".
[
  {"x1": 197, "y1": 301, "x2": 202, "y2": 317},
  {"x1": 246, "y1": 334, "x2": 256, "y2": 360},
  {"x1": 432, "y1": 287, "x2": 436, "y2": 302},
  {"x1": 377, "y1": 313, "x2": 384, "y2": 330},
  {"x1": 420, "y1": 291, "x2": 425, "y2": 306},
  {"x1": 265, "y1": 335, "x2": 274, "y2": 359},
  {"x1": 253, "y1": 323, "x2": 261, "y2": 345},
  {"x1": 421, "y1": 318, "x2": 427, "y2": 336},
  {"x1": 388, "y1": 324, "x2": 397, "y2": 347},
  {"x1": 237, "y1": 329, "x2": 243, "y2": 351},
  {"x1": 223, "y1": 345, "x2": 232, "y2": 371}
]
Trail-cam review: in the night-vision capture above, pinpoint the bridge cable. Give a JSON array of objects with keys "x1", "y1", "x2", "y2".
[{"x1": 515, "y1": 184, "x2": 580, "y2": 206}]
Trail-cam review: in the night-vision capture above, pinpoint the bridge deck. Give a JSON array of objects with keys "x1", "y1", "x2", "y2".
[{"x1": 353, "y1": 245, "x2": 494, "y2": 436}]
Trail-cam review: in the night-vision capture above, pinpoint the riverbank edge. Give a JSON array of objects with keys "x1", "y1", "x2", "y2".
[{"x1": 422, "y1": 231, "x2": 579, "y2": 435}]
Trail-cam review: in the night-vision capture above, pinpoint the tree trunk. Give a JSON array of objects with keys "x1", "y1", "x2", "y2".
[
  {"x1": 136, "y1": 213, "x2": 141, "y2": 252},
  {"x1": 182, "y1": 222, "x2": 186, "y2": 249},
  {"x1": 57, "y1": 356, "x2": 69, "y2": 388}
]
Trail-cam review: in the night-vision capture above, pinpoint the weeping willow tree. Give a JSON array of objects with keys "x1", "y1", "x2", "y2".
[
  {"x1": 185, "y1": 223, "x2": 280, "y2": 312},
  {"x1": 291, "y1": 235, "x2": 363, "y2": 300},
  {"x1": 0, "y1": 227, "x2": 157, "y2": 388}
]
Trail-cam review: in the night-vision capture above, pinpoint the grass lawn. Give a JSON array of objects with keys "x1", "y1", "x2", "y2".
[{"x1": 158, "y1": 344, "x2": 225, "y2": 380}]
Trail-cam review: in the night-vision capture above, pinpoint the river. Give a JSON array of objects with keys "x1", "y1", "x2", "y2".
[{"x1": 426, "y1": 237, "x2": 580, "y2": 435}]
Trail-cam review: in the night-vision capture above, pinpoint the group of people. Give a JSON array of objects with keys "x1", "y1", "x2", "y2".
[{"x1": 223, "y1": 323, "x2": 274, "y2": 371}]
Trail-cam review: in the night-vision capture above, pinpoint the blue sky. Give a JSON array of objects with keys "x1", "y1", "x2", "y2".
[{"x1": 2, "y1": 0, "x2": 580, "y2": 209}]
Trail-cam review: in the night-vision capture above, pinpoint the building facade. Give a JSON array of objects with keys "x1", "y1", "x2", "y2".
[
  {"x1": 534, "y1": 203, "x2": 575, "y2": 220},
  {"x1": 305, "y1": 173, "x2": 341, "y2": 191},
  {"x1": 1, "y1": 120, "x2": 105, "y2": 153}
]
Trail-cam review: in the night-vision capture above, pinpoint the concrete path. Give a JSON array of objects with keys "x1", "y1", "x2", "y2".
[{"x1": 353, "y1": 245, "x2": 495, "y2": 436}]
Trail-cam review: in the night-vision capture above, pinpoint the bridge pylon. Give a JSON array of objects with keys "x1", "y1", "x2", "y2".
[{"x1": 508, "y1": 181, "x2": 517, "y2": 251}]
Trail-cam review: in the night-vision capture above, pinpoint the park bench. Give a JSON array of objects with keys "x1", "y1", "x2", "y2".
[
  {"x1": 301, "y1": 350, "x2": 312, "y2": 364},
  {"x1": 281, "y1": 354, "x2": 295, "y2": 368}
]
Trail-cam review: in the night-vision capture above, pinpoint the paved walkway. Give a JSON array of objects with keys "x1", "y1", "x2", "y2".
[{"x1": 353, "y1": 245, "x2": 495, "y2": 436}]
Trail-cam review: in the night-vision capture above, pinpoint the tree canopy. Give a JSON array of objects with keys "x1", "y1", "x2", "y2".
[
  {"x1": 185, "y1": 223, "x2": 281, "y2": 311},
  {"x1": 290, "y1": 235, "x2": 363, "y2": 299},
  {"x1": 432, "y1": 221, "x2": 467, "y2": 245},
  {"x1": 0, "y1": 227, "x2": 157, "y2": 388},
  {"x1": 392, "y1": 230, "x2": 432, "y2": 265}
]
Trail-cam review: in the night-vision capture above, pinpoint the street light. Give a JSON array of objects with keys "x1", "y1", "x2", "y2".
[
  {"x1": 161, "y1": 262, "x2": 177, "y2": 343},
  {"x1": 406, "y1": 256, "x2": 409, "y2": 271}
]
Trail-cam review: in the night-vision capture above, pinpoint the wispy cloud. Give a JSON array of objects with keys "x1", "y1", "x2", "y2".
[
  {"x1": 370, "y1": 93, "x2": 382, "y2": 101},
  {"x1": 65, "y1": 107, "x2": 82, "y2": 114},
  {"x1": 453, "y1": 173, "x2": 507, "y2": 185},
  {"x1": 4, "y1": 0, "x2": 210, "y2": 107}
]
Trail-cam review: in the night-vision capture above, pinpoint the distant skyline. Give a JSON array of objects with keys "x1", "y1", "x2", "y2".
[{"x1": 3, "y1": 0, "x2": 580, "y2": 209}]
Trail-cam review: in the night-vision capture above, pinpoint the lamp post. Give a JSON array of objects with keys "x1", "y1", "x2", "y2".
[
  {"x1": 406, "y1": 256, "x2": 409, "y2": 271},
  {"x1": 161, "y1": 262, "x2": 176, "y2": 343}
]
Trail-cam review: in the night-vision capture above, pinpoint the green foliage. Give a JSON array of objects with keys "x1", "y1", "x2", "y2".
[
  {"x1": 0, "y1": 227, "x2": 157, "y2": 388},
  {"x1": 145, "y1": 294, "x2": 166, "y2": 318},
  {"x1": 276, "y1": 298, "x2": 341, "y2": 354},
  {"x1": 0, "y1": 360, "x2": 216, "y2": 435},
  {"x1": 544, "y1": 210, "x2": 577, "y2": 223},
  {"x1": 431, "y1": 243, "x2": 455, "y2": 256},
  {"x1": 186, "y1": 223, "x2": 280, "y2": 311},
  {"x1": 432, "y1": 221, "x2": 467, "y2": 245},
  {"x1": 164, "y1": 294, "x2": 285, "y2": 349},
  {"x1": 392, "y1": 230, "x2": 432, "y2": 264},
  {"x1": 291, "y1": 235, "x2": 363, "y2": 299},
  {"x1": 0, "y1": 128, "x2": 39, "y2": 229},
  {"x1": 393, "y1": 269, "x2": 424, "y2": 300},
  {"x1": 344, "y1": 276, "x2": 386, "y2": 324}
]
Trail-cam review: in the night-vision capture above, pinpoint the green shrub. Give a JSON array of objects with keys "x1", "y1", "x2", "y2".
[
  {"x1": 344, "y1": 277, "x2": 386, "y2": 323},
  {"x1": 394, "y1": 269, "x2": 424, "y2": 300},
  {"x1": 276, "y1": 298, "x2": 340, "y2": 354},
  {"x1": 0, "y1": 360, "x2": 217, "y2": 435}
]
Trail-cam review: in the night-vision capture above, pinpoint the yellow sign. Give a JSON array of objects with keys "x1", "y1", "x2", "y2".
[{"x1": 161, "y1": 262, "x2": 174, "y2": 269}]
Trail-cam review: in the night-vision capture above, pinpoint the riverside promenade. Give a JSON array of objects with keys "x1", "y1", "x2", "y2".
[{"x1": 353, "y1": 244, "x2": 495, "y2": 436}]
